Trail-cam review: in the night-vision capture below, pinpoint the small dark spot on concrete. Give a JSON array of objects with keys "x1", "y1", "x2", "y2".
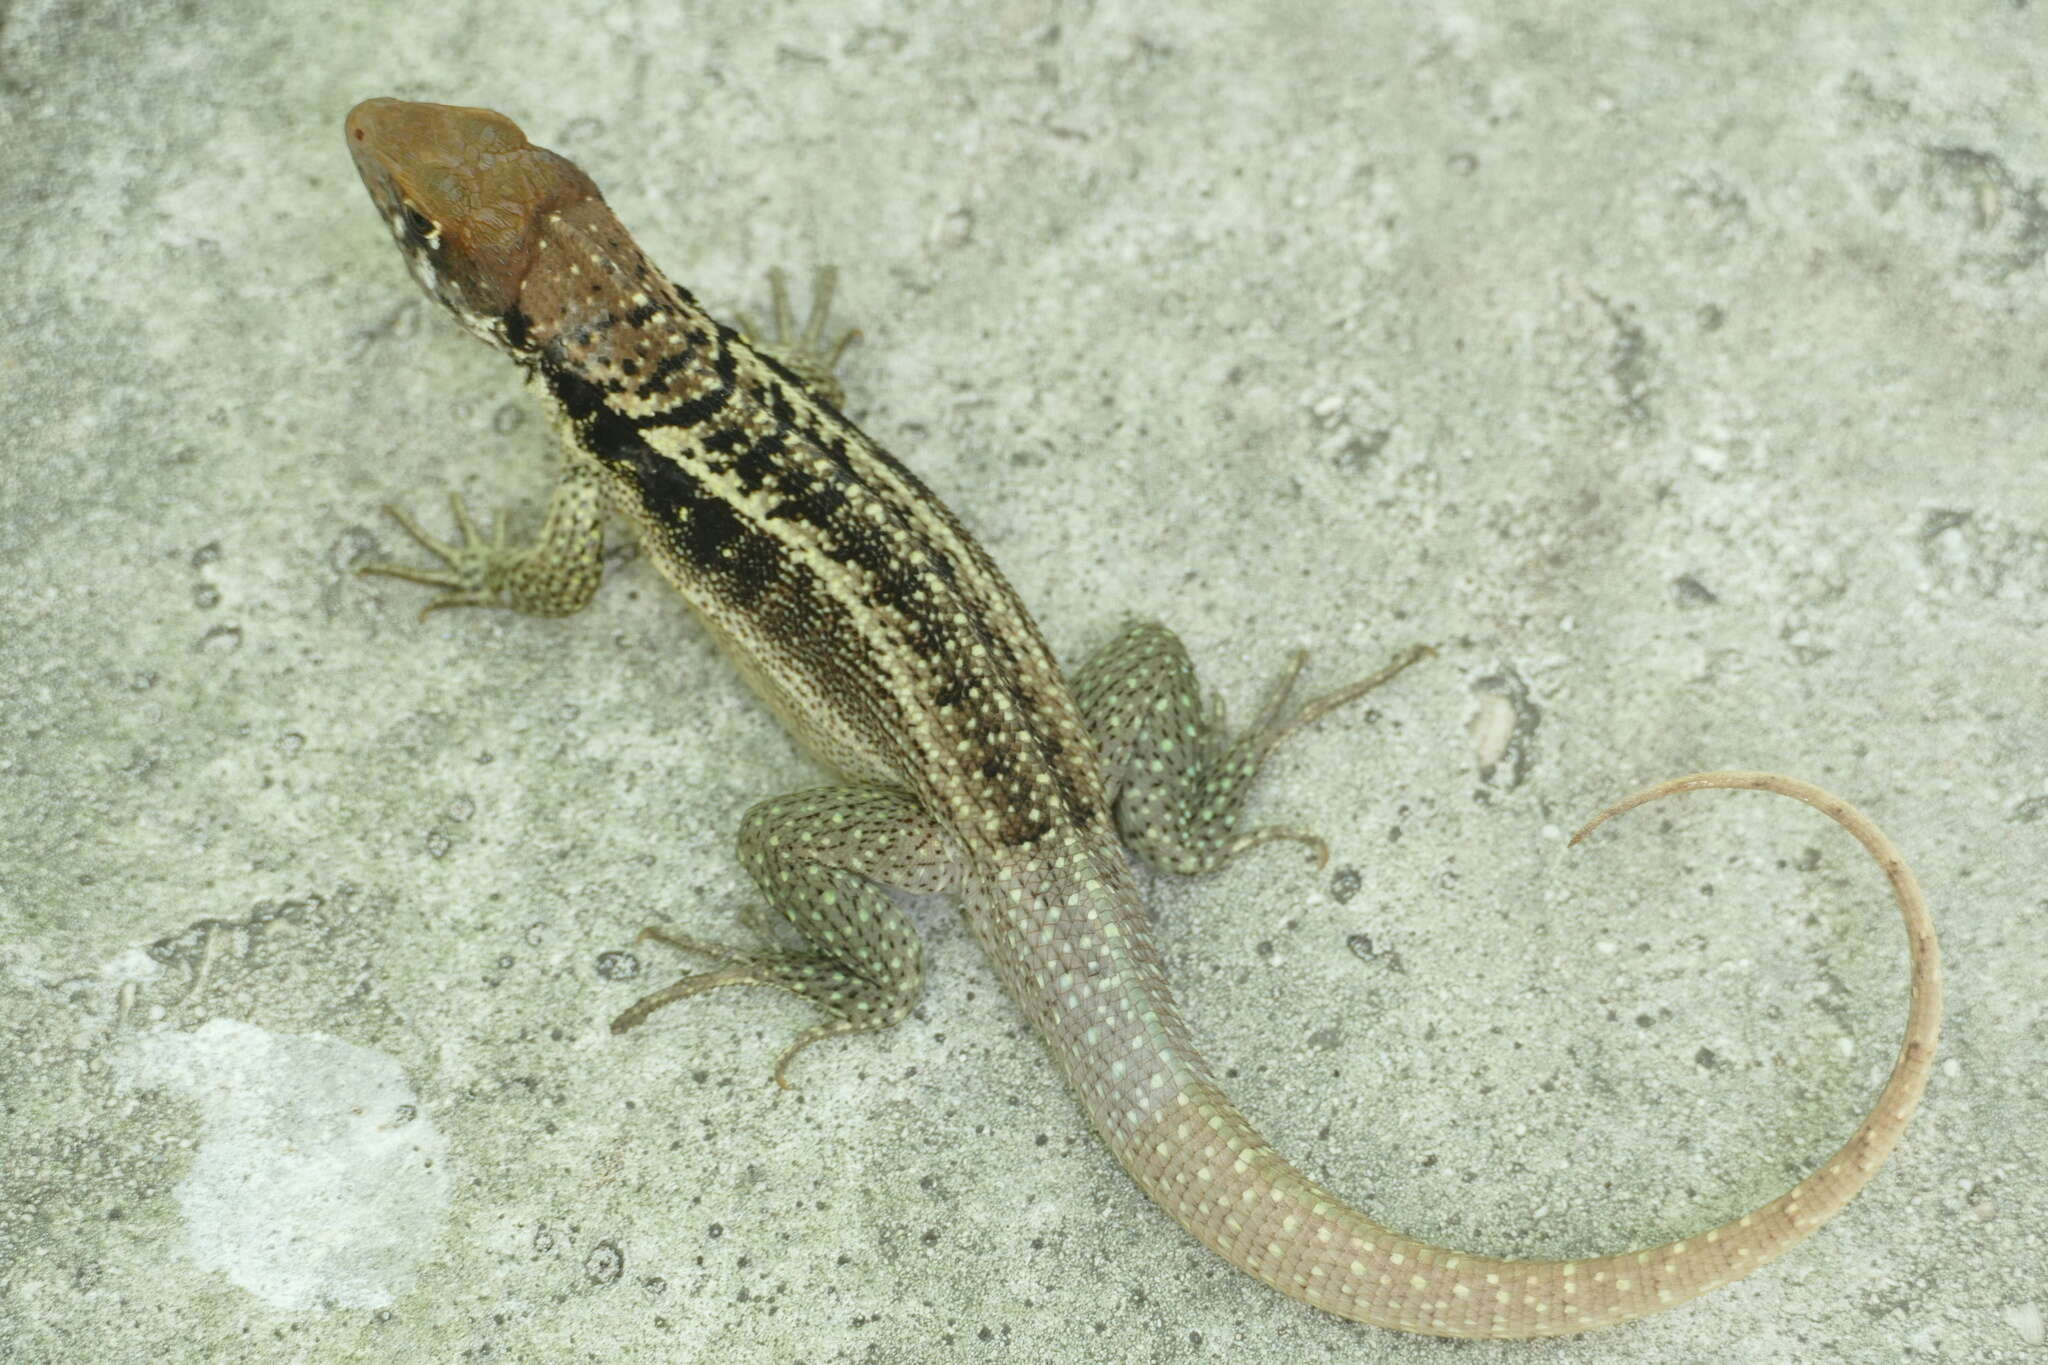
[
  {"x1": 1920, "y1": 507, "x2": 1971, "y2": 539},
  {"x1": 1583, "y1": 288, "x2": 1656, "y2": 423},
  {"x1": 845, "y1": 26, "x2": 910, "y2": 56},
  {"x1": 1672, "y1": 574, "x2": 1720, "y2": 607},
  {"x1": 585, "y1": 1241, "x2": 625, "y2": 1285},
  {"x1": 1334, "y1": 427, "x2": 1392, "y2": 472},
  {"x1": 1347, "y1": 933, "x2": 1405, "y2": 973},
  {"x1": 2011, "y1": 795, "x2": 2048, "y2": 823}
]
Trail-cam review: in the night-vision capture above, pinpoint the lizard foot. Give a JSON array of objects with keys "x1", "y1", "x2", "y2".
[
  {"x1": 736, "y1": 266, "x2": 861, "y2": 409},
  {"x1": 1072, "y1": 623, "x2": 1434, "y2": 879},
  {"x1": 612, "y1": 924, "x2": 918, "y2": 1090},
  {"x1": 1216, "y1": 642, "x2": 1438, "y2": 868},
  {"x1": 359, "y1": 493, "x2": 530, "y2": 618}
]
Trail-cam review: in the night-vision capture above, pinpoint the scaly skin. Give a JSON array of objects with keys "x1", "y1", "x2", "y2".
[{"x1": 344, "y1": 98, "x2": 1941, "y2": 1337}]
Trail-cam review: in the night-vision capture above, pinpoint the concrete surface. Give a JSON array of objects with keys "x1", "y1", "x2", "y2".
[{"x1": 2, "y1": 2, "x2": 2040, "y2": 1361}]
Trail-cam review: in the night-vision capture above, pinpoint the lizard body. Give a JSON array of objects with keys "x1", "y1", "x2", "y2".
[{"x1": 344, "y1": 98, "x2": 1941, "y2": 1338}]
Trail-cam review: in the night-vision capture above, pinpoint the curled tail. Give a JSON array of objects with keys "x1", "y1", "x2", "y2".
[{"x1": 1118, "y1": 771, "x2": 1940, "y2": 1338}]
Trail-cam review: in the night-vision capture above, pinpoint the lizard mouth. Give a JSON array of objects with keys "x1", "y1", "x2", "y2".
[
  {"x1": 343, "y1": 100, "x2": 464, "y2": 318},
  {"x1": 342, "y1": 105, "x2": 412, "y2": 246}
]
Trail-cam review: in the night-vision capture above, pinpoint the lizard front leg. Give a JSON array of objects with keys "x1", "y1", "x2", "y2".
[
  {"x1": 612, "y1": 784, "x2": 966, "y2": 1088},
  {"x1": 361, "y1": 455, "x2": 607, "y2": 618},
  {"x1": 362, "y1": 271, "x2": 854, "y2": 618}
]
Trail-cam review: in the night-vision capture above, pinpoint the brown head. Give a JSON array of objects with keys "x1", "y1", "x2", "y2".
[{"x1": 344, "y1": 98, "x2": 601, "y2": 355}]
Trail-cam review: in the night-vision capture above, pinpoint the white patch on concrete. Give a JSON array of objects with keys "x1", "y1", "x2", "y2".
[
  {"x1": 1466, "y1": 690, "x2": 1516, "y2": 769},
  {"x1": 98, "y1": 947, "x2": 164, "y2": 985},
  {"x1": 113, "y1": 1018, "x2": 452, "y2": 1310}
]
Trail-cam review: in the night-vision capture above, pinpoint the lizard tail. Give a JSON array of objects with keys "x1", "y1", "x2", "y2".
[{"x1": 1111, "y1": 771, "x2": 1940, "y2": 1338}]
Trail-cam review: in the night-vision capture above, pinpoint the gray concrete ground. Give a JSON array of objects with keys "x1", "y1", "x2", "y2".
[{"x1": 2, "y1": 2, "x2": 2040, "y2": 1361}]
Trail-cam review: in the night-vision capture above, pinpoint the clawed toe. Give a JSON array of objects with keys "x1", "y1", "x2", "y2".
[
  {"x1": 358, "y1": 493, "x2": 531, "y2": 617},
  {"x1": 1257, "y1": 642, "x2": 1436, "y2": 753},
  {"x1": 738, "y1": 266, "x2": 861, "y2": 408}
]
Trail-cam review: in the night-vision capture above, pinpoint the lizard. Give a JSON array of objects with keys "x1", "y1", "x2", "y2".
[{"x1": 342, "y1": 97, "x2": 1942, "y2": 1339}]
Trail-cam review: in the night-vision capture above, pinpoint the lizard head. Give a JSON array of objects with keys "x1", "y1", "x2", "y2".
[{"x1": 345, "y1": 98, "x2": 599, "y2": 357}]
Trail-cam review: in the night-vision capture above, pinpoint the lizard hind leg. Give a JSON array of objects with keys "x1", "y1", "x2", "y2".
[
  {"x1": 1070, "y1": 620, "x2": 1433, "y2": 878},
  {"x1": 610, "y1": 785, "x2": 965, "y2": 1088}
]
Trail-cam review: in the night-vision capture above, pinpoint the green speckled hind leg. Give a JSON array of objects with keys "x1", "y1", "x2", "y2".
[
  {"x1": 612, "y1": 784, "x2": 964, "y2": 1087},
  {"x1": 1069, "y1": 621, "x2": 1433, "y2": 877}
]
